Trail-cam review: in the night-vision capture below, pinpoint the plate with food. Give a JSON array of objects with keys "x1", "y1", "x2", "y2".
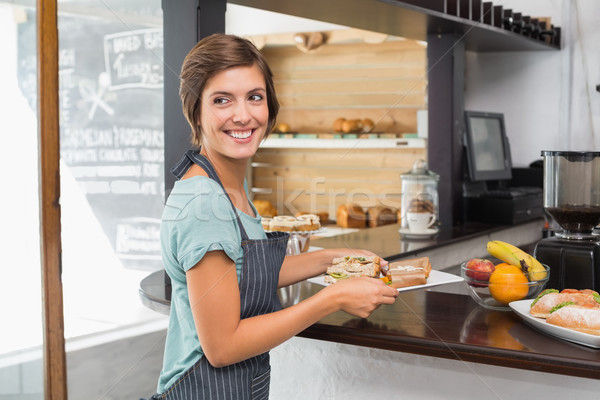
[
  {"x1": 509, "y1": 289, "x2": 600, "y2": 348},
  {"x1": 307, "y1": 256, "x2": 463, "y2": 292}
]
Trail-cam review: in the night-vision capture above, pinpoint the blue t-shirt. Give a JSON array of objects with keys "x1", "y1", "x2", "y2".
[{"x1": 157, "y1": 176, "x2": 266, "y2": 393}]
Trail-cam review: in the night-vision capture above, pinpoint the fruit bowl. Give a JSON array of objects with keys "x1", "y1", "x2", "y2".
[{"x1": 461, "y1": 261, "x2": 550, "y2": 311}]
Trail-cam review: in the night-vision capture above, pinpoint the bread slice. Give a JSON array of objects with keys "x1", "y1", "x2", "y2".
[{"x1": 387, "y1": 257, "x2": 431, "y2": 289}]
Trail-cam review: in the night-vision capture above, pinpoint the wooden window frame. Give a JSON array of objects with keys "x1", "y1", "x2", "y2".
[{"x1": 38, "y1": 0, "x2": 68, "y2": 399}]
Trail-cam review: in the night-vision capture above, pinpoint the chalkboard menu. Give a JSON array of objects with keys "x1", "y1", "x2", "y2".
[{"x1": 18, "y1": 9, "x2": 165, "y2": 270}]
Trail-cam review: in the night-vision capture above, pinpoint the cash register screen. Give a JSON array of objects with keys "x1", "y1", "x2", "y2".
[{"x1": 464, "y1": 111, "x2": 512, "y2": 182}]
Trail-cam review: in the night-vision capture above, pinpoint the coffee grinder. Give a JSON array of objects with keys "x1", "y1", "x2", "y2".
[{"x1": 534, "y1": 151, "x2": 600, "y2": 291}]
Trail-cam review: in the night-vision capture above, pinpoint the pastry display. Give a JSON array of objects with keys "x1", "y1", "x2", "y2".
[
  {"x1": 263, "y1": 214, "x2": 321, "y2": 232},
  {"x1": 261, "y1": 217, "x2": 272, "y2": 231},
  {"x1": 269, "y1": 215, "x2": 297, "y2": 232},
  {"x1": 296, "y1": 211, "x2": 329, "y2": 225},
  {"x1": 296, "y1": 214, "x2": 321, "y2": 231}
]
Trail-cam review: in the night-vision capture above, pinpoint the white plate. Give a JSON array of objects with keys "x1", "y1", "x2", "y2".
[
  {"x1": 509, "y1": 299, "x2": 600, "y2": 348},
  {"x1": 307, "y1": 269, "x2": 463, "y2": 292},
  {"x1": 398, "y1": 227, "x2": 439, "y2": 239}
]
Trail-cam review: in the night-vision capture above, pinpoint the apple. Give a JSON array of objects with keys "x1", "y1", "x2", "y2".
[{"x1": 465, "y1": 258, "x2": 495, "y2": 284}]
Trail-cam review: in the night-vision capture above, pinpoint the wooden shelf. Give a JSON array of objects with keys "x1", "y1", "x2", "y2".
[
  {"x1": 230, "y1": 0, "x2": 560, "y2": 52},
  {"x1": 259, "y1": 137, "x2": 426, "y2": 149}
]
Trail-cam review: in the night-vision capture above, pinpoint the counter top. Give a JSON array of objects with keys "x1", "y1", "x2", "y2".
[
  {"x1": 294, "y1": 279, "x2": 600, "y2": 380},
  {"x1": 139, "y1": 219, "x2": 600, "y2": 380},
  {"x1": 140, "y1": 271, "x2": 600, "y2": 379}
]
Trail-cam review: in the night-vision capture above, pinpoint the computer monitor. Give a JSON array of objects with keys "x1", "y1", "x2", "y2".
[{"x1": 464, "y1": 111, "x2": 512, "y2": 182}]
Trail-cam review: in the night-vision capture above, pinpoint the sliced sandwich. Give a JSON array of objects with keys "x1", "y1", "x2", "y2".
[
  {"x1": 529, "y1": 288, "x2": 600, "y2": 319},
  {"x1": 546, "y1": 304, "x2": 600, "y2": 335},
  {"x1": 324, "y1": 255, "x2": 381, "y2": 284}
]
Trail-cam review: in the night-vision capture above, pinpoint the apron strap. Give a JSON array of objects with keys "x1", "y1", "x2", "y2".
[{"x1": 171, "y1": 150, "x2": 250, "y2": 241}]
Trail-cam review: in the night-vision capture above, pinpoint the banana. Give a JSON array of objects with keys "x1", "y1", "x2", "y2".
[{"x1": 486, "y1": 240, "x2": 548, "y2": 281}]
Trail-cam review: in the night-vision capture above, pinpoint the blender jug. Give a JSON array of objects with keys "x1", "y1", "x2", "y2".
[
  {"x1": 534, "y1": 151, "x2": 600, "y2": 291},
  {"x1": 542, "y1": 151, "x2": 600, "y2": 239}
]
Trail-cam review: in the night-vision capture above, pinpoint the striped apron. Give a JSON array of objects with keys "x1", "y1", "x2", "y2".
[{"x1": 158, "y1": 150, "x2": 288, "y2": 399}]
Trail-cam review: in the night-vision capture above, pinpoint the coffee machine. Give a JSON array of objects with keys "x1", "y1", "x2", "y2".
[{"x1": 534, "y1": 151, "x2": 600, "y2": 291}]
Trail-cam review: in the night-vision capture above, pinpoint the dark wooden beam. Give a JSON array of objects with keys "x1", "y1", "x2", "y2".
[
  {"x1": 427, "y1": 33, "x2": 465, "y2": 228},
  {"x1": 163, "y1": 0, "x2": 226, "y2": 198}
]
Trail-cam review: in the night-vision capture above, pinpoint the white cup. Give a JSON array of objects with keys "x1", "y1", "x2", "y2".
[{"x1": 406, "y1": 212, "x2": 436, "y2": 233}]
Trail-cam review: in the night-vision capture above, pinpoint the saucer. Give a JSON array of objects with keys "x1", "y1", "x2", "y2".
[{"x1": 398, "y1": 227, "x2": 438, "y2": 239}]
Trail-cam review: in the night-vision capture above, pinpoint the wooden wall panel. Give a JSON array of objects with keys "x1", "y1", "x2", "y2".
[
  {"x1": 262, "y1": 38, "x2": 427, "y2": 134},
  {"x1": 252, "y1": 147, "x2": 426, "y2": 217},
  {"x1": 253, "y1": 35, "x2": 428, "y2": 220}
]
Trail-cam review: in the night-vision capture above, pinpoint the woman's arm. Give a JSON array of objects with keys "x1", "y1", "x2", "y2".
[
  {"x1": 187, "y1": 250, "x2": 397, "y2": 368},
  {"x1": 277, "y1": 248, "x2": 388, "y2": 287}
]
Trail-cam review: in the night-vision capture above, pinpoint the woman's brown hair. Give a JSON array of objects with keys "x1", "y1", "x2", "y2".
[{"x1": 179, "y1": 33, "x2": 279, "y2": 147}]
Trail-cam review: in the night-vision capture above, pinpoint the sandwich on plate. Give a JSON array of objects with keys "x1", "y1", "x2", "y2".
[
  {"x1": 387, "y1": 257, "x2": 431, "y2": 289},
  {"x1": 323, "y1": 255, "x2": 431, "y2": 289},
  {"x1": 324, "y1": 255, "x2": 381, "y2": 284}
]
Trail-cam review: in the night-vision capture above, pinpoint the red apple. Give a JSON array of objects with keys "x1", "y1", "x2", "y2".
[{"x1": 465, "y1": 258, "x2": 495, "y2": 284}]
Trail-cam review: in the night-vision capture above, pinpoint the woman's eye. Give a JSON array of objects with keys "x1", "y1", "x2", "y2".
[
  {"x1": 213, "y1": 97, "x2": 229, "y2": 105},
  {"x1": 249, "y1": 94, "x2": 263, "y2": 102}
]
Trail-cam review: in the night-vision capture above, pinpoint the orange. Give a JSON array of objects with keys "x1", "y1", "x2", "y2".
[
  {"x1": 488, "y1": 263, "x2": 529, "y2": 305},
  {"x1": 485, "y1": 312, "x2": 524, "y2": 350}
]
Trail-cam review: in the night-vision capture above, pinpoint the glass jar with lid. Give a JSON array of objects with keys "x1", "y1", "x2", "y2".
[{"x1": 400, "y1": 159, "x2": 439, "y2": 229}]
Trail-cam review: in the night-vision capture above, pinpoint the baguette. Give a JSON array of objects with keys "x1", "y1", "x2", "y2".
[
  {"x1": 530, "y1": 289, "x2": 600, "y2": 318},
  {"x1": 546, "y1": 304, "x2": 600, "y2": 336}
]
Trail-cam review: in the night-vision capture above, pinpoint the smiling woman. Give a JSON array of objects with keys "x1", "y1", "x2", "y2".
[{"x1": 147, "y1": 34, "x2": 398, "y2": 400}]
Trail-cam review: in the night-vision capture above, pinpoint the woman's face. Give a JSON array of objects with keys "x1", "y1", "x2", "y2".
[{"x1": 199, "y1": 64, "x2": 269, "y2": 161}]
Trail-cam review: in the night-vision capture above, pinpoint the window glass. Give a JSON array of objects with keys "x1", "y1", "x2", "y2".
[
  {"x1": 0, "y1": 2, "x2": 44, "y2": 397},
  {"x1": 56, "y1": 0, "x2": 167, "y2": 396}
]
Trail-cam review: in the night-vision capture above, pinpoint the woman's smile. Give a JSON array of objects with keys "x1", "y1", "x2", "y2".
[{"x1": 225, "y1": 128, "x2": 254, "y2": 140}]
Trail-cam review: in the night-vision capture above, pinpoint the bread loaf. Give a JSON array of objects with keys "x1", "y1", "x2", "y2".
[
  {"x1": 253, "y1": 199, "x2": 277, "y2": 218},
  {"x1": 336, "y1": 204, "x2": 366, "y2": 228},
  {"x1": 367, "y1": 206, "x2": 397, "y2": 228},
  {"x1": 333, "y1": 118, "x2": 346, "y2": 132},
  {"x1": 341, "y1": 119, "x2": 363, "y2": 133},
  {"x1": 362, "y1": 118, "x2": 375, "y2": 133}
]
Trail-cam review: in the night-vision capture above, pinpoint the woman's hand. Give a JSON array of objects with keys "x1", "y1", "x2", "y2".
[{"x1": 325, "y1": 276, "x2": 398, "y2": 318}]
